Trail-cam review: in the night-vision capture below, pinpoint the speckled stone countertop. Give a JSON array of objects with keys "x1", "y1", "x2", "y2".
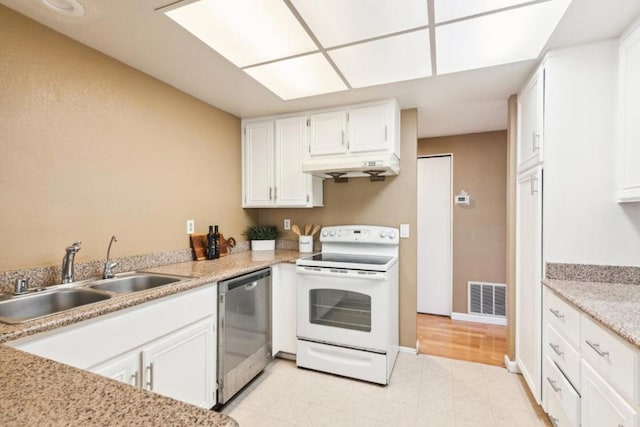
[
  {"x1": 543, "y1": 278, "x2": 640, "y2": 349},
  {"x1": 0, "y1": 249, "x2": 304, "y2": 427}
]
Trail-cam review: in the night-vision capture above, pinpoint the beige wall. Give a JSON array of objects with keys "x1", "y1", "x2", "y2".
[
  {"x1": 0, "y1": 6, "x2": 257, "y2": 270},
  {"x1": 506, "y1": 96, "x2": 517, "y2": 359},
  {"x1": 258, "y1": 110, "x2": 418, "y2": 348},
  {"x1": 417, "y1": 131, "x2": 507, "y2": 314}
]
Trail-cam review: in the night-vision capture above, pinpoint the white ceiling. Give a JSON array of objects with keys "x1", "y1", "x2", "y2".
[{"x1": 2, "y1": 0, "x2": 640, "y2": 138}]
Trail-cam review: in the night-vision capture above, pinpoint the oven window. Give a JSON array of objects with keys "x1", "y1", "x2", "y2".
[{"x1": 309, "y1": 289, "x2": 371, "y2": 332}]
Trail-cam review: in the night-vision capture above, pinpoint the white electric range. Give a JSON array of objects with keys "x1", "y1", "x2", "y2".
[{"x1": 296, "y1": 225, "x2": 399, "y2": 385}]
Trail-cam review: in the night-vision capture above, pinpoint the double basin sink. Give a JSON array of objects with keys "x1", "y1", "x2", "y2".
[{"x1": 0, "y1": 273, "x2": 189, "y2": 325}]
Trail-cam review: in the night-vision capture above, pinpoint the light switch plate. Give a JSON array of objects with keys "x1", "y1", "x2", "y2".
[
  {"x1": 400, "y1": 224, "x2": 410, "y2": 238},
  {"x1": 284, "y1": 219, "x2": 291, "y2": 231}
]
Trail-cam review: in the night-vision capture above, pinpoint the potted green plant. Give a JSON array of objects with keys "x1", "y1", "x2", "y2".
[{"x1": 244, "y1": 225, "x2": 279, "y2": 251}]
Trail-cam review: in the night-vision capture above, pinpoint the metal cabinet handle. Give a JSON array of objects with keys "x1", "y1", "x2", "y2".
[
  {"x1": 549, "y1": 415, "x2": 560, "y2": 427},
  {"x1": 269, "y1": 187, "x2": 272, "y2": 201},
  {"x1": 547, "y1": 377, "x2": 561, "y2": 393},
  {"x1": 549, "y1": 308, "x2": 564, "y2": 319},
  {"x1": 274, "y1": 186, "x2": 277, "y2": 200},
  {"x1": 549, "y1": 342, "x2": 564, "y2": 356},
  {"x1": 341, "y1": 130, "x2": 345, "y2": 146},
  {"x1": 532, "y1": 131, "x2": 540, "y2": 152},
  {"x1": 145, "y1": 364, "x2": 154, "y2": 390},
  {"x1": 530, "y1": 176, "x2": 538, "y2": 195},
  {"x1": 130, "y1": 371, "x2": 138, "y2": 386},
  {"x1": 384, "y1": 125, "x2": 388, "y2": 141},
  {"x1": 585, "y1": 340, "x2": 610, "y2": 357}
]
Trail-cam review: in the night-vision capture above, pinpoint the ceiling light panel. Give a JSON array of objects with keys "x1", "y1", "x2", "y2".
[
  {"x1": 164, "y1": 0, "x2": 317, "y2": 68},
  {"x1": 243, "y1": 53, "x2": 347, "y2": 100},
  {"x1": 436, "y1": 0, "x2": 571, "y2": 75},
  {"x1": 291, "y1": 0, "x2": 428, "y2": 48},
  {"x1": 329, "y1": 30, "x2": 431, "y2": 89},
  {"x1": 434, "y1": 0, "x2": 534, "y2": 23}
]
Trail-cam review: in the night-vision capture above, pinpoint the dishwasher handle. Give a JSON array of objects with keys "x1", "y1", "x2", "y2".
[{"x1": 224, "y1": 268, "x2": 271, "y2": 292}]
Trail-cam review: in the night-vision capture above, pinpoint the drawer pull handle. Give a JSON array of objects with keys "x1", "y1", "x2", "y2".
[
  {"x1": 549, "y1": 308, "x2": 564, "y2": 319},
  {"x1": 585, "y1": 340, "x2": 609, "y2": 357},
  {"x1": 549, "y1": 342, "x2": 564, "y2": 356},
  {"x1": 546, "y1": 376, "x2": 562, "y2": 393},
  {"x1": 549, "y1": 415, "x2": 560, "y2": 427}
]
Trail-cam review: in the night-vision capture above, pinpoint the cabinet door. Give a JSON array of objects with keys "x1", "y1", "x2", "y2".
[
  {"x1": 517, "y1": 68, "x2": 544, "y2": 172},
  {"x1": 581, "y1": 361, "x2": 638, "y2": 427},
  {"x1": 275, "y1": 116, "x2": 312, "y2": 207},
  {"x1": 141, "y1": 317, "x2": 216, "y2": 409},
  {"x1": 516, "y1": 165, "x2": 543, "y2": 403},
  {"x1": 272, "y1": 263, "x2": 297, "y2": 356},
  {"x1": 348, "y1": 104, "x2": 390, "y2": 154},
  {"x1": 91, "y1": 352, "x2": 140, "y2": 387},
  {"x1": 618, "y1": 23, "x2": 640, "y2": 202},
  {"x1": 309, "y1": 111, "x2": 347, "y2": 156},
  {"x1": 244, "y1": 120, "x2": 274, "y2": 207}
]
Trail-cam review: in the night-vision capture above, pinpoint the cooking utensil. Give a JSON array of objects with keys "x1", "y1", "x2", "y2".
[
  {"x1": 310, "y1": 225, "x2": 321, "y2": 236},
  {"x1": 304, "y1": 224, "x2": 312, "y2": 235},
  {"x1": 292, "y1": 224, "x2": 301, "y2": 236}
]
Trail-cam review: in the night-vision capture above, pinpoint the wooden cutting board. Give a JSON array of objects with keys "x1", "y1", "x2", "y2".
[{"x1": 190, "y1": 232, "x2": 235, "y2": 260}]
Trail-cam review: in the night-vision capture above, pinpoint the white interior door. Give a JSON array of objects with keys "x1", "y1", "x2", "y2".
[{"x1": 417, "y1": 156, "x2": 452, "y2": 315}]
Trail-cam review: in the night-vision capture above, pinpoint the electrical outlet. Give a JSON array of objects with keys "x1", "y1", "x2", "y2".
[
  {"x1": 186, "y1": 220, "x2": 194, "y2": 234},
  {"x1": 400, "y1": 224, "x2": 410, "y2": 238},
  {"x1": 284, "y1": 219, "x2": 291, "y2": 231}
]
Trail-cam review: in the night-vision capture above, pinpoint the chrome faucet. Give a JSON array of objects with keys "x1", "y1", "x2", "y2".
[
  {"x1": 61, "y1": 241, "x2": 81, "y2": 284},
  {"x1": 103, "y1": 235, "x2": 118, "y2": 279},
  {"x1": 14, "y1": 278, "x2": 29, "y2": 295}
]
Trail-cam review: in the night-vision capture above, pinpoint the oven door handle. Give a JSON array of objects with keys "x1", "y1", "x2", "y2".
[{"x1": 296, "y1": 266, "x2": 387, "y2": 280}]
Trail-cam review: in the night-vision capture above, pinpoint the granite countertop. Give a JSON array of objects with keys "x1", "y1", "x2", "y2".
[
  {"x1": 0, "y1": 249, "x2": 304, "y2": 427},
  {"x1": 543, "y1": 278, "x2": 640, "y2": 349}
]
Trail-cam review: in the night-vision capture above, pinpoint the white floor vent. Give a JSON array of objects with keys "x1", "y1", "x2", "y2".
[{"x1": 468, "y1": 282, "x2": 506, "y2": 318}]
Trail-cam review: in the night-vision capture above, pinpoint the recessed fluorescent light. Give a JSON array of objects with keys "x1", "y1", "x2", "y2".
[
  {"x1": 329, "y1": 30, "x2": 431, "y2": 88},
  {"x1": 291, "y1": 0, "x2": 428, "y2": 47},
  {"x1": 434, "y1": 0, "x2": 534, "y2": 23},
  {"x1": 243, "y1": 53, "x2": 347, "y2": 100},
  {"x1": 41, "y1": 0, "x2": 84, "y2": 16},
  {"x1": 164, "y1": 0, "x2": 317, "y2": 68},
  {"x1": 436, "y1": 0, "x2": 571, "y2": 75}
]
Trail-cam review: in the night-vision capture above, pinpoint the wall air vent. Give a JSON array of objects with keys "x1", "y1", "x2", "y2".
[{"x1": 468, "y1": 282, "x2": 506, "y2": 317}]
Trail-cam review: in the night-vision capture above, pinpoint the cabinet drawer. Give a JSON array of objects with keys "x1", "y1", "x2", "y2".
[
  {"x1": 581, "y1": 360, "x2": 639, "y2": 427},
  {"x1": 581, "y1": 314, "x2": 640, "y2": 405},
  {"x1": 546, "y1": 379, "x2": 575, "y2": 427},
  {"x1": 544, "y1": 356, "x2": 580, "y2": 427},
  {"x1": 544, "y1": 287, "x2": 581, "y2": 348},
  {"x1": 546, "y1": 324, "x2": 581, "y2": 390}
]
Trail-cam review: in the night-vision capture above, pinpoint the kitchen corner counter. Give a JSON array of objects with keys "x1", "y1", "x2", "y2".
[
  {"x1": 0, "y1": 346, "x2": 237, "y2": 426},
  {"x1": 543, "y1": 278, "x2": 640, "y2": 349}
]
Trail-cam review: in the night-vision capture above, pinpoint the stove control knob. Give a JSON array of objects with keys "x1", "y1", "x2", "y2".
[
  {"x1": 329, "y1": 230, "x2": 336, "y2": 237},
  {"x1": 321, "y1": 230, "x2": 328, "y2": 237},
  {"x1": 379, "y1": 231, "x2": 387, "y2": 238},
  {"x1": 388, "y1": 231, "x2": 396, "y2": 239}
]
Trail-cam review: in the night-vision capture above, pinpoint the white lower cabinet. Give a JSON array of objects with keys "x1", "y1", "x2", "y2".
[
  {"x1": 581, "y1": 361, "x2": 639, "y2": 427},
  {"x1": 271, "y1": 263, "x2": 297, "y2": 356},
  {"x1": 9, "y1": 284, "x2": 217, "y2": 409}
]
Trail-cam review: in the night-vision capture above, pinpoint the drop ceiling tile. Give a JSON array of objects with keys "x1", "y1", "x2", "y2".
[
  {"x1": 243, "y1": 53, "x2": 347, "y2": 100},
  {"x1": 434, "y1": 0, "x2": 534, "y2": 23},
  {"x1": 329, "y1": 29, "x2": 431, "y2": 88},
  {"x1": 164, "y1": 0, "x2": 317, "y2": 68},
  {"x1": 436, "y1": 0, "x2": 571, "y2": 75},
  {"x1": 291, "y1": 0, "x2": 428, "y2": 47}
]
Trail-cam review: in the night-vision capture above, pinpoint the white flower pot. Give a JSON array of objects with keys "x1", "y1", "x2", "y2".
[{"x1": 251, "y1": 240, "x2": 275, "y2": 251}]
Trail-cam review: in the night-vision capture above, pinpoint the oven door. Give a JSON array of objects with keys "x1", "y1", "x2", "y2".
[{"x1": 296, "y1": 266, "x2": 388, "y2": 352}]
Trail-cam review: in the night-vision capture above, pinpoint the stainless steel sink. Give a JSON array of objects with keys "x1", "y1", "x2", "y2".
[
  {"x1": 86, "y1": 273, "x2": 185, "y2": 294},
  {"x1": 0, "y1": 289, "x2": 112, "y2": 324}
]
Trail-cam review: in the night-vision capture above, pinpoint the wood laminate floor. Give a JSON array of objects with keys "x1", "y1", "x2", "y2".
[{"x1": 417, "y1": 313, "x2": 508, "y2": 366}]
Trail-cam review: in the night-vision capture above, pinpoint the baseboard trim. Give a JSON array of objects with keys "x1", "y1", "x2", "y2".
[
  {"x1": 451, "y1": 312, "x2": 507, "y2": 326},
  {"x1": 399, "y1": 346, "x2": 418, "y2": 355},
  {"x1": 504, "y1": 354, "x2": 520, "y2": 373}
]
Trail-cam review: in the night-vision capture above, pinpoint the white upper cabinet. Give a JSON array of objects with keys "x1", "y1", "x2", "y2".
[
  {"x1": 242, "y1": 117, "x2": 323, "y2": 208},
  {"x1": 517, "y1": 67, "x2": 544, "y2": 173},
  {"x1": 308, "y1": 111, "x2": 347, "y2": 156},
  {"x1": 617, "y1": 19, "x2": 640, "y2": 202},
  {"x1": 348, "y1": 104, "x2": 392, "y2": 154}
]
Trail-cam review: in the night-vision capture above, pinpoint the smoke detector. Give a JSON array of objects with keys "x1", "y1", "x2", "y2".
[{"x1": 41, "y1": 0, "x2": 84, "y2": 17}]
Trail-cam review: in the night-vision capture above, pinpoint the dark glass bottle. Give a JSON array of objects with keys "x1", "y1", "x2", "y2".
[
  {"x1": 206, "y1": 225, "x2": 215, "y2": 260},
  {"x1": 213, "y1": 225, "x2": 220, "y2": 259}
]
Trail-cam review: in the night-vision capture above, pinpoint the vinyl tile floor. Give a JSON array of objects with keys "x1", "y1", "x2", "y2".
[{"x1": 221, "y1": 353, "x2": 551, "y2": 427}]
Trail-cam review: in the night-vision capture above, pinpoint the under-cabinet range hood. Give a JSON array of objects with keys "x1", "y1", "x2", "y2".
[{"x1": 302, "y1": 152, "x2": 400, "y2": 181}]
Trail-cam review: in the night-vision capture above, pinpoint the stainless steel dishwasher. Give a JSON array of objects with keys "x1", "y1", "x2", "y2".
[{"x1": 217, "y1": 267, "x2": 272, "y2": 405}]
